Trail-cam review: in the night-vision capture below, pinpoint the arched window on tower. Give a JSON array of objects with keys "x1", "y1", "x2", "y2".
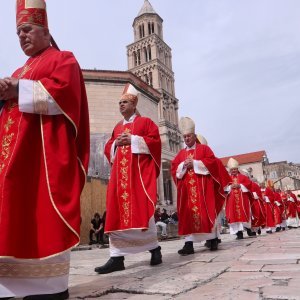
[
  {"x1": 148, "y1": 22, "x2": 155, "y2": 35},
  {"x1": 147, "y1": 45, "x2": 152, "y2": 60},
  {"x1": 145, "y1": 74, "x2": 149, "y2": 84},
  {"x1": 149, "y1": 72, "x2": 153, "y2": 86},
  {"x1": 143, "y1": 47, "x2": 148, "y2": 62},
  {"x1": 139, "y1": 24, "x2": 145, "y2": 39},
  {"x1": 133, "y1": 51, "x2": 137, "y2": 67},
  {"x1": 137, "y1": 49, "x2": 141, "y2": 65}
]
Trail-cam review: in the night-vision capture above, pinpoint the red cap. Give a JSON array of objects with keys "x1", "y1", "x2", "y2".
[{"x1": 16, "y1": 0, "x2": 48, "y2": 28}]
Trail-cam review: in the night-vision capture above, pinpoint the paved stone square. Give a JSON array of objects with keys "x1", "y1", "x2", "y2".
[{"x1": 69, "y1": 228, "x2": 300, "y2": 299}]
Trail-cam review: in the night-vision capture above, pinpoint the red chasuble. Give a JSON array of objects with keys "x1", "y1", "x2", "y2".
[
  {"x1": 226, "y1": 173, "x2": 252, "y2": 224},
  {"x1": 273, "y1": 191, "x2": 283, "y2": 226},
  {"x1": 0, "y1": 47, "x2": 90, "y2": 259},
  {"x1": 286, "y1": 193, "x2": 298, "y2": 218},
  {"x1": 171, "y1": 144, "x2": 230, "y2": 235},
  {"x1": 262, "y1": 187, "x2": 276, "y2": 227},
  {"x1": 104, "y1": 116, "x2": 161, "y2": 232},
  {"x1": 250, "y1": 182, "x2": 266, "y2": 228}
]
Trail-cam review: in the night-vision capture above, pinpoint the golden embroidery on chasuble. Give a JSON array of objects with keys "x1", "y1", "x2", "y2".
[
  {"x1": 117, "y1": 126, "x2": 132, "y2": 227},
  {"x1": 187, "y1": 169, "x2": 201, "y2": 231},
  {"x1": 0, "y1": 108, "x2": 17, "y2": 174}
]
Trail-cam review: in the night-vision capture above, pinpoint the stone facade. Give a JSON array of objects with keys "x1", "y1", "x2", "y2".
[{"x1": 264, "y1": 161, "x2": 300, "y2": 191}]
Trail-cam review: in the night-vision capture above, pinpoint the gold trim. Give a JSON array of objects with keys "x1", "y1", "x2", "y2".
[
  {"x1": 40, "y1": 115, "x2": 80, "y2": 241},
  {"x1": 0, "y1": 261, "x2": 69, "y2": 278},
  {"x1": 77, "y1": 157, "x2": 87, "y2": 179},
  {"x1": 138, "y1": 155, "x2": 155, "y2": 212},
  {"x1": 38, "y1": 81, "x2": 78, "y2": 138},
  {"x1": 25, "y1": 0, "x2": 46, "y2": 9}
]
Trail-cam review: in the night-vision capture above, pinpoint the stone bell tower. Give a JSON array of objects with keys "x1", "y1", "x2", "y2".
[{"x1": 127, "y1": 0, "x2": 181, "y2": 205}]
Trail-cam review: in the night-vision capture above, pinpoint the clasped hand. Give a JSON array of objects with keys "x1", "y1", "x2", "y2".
[
  {"x1": 184, "y1": 157, "x2": 193, "y2": 170},
  {"x1": 116, "y1": 133, "x2": 131, "y2": 146},
  {"x1": 0, "y1": 77, "x2": 18, "y2": 100}
]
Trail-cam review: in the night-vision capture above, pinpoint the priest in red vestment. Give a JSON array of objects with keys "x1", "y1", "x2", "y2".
[
  {"x1": 94, "y1": 83, "x2": 162, "y2": 274},
  {"x1": 250, "y1": 179, "x2": 266, "y2": 234},
  {"x1": 225, "y1": 158, "x2": 253, "y2": 240},
  {"x1": 171, "y1": 117, "x2": 230, "y2": 254},
  {"x1": 260, "y1": 181, "x2": 276, "y2": 233},
  {"x1": 273, "y1": 188, "x2": 284, "y2": 232},
  {"x1": 0, "y1": 1, "x2": 89, "y2": 299},
  {"x1": 286, "y1": 190, "x2": 299, "y2": 228}
]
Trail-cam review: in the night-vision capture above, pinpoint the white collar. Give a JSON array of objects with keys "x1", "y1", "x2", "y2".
[
  {"x1": 185, "y1": 143, "x2": 196, "y2": 150},
  {"x1": 123, "y1": 113, "x2": 136, "y2": 124}
]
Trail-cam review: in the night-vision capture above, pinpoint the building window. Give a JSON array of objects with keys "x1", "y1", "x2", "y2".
[
  {"x1": 288, "y1": 171, "x2": 292, "y2": 177},
  {"x1": 143, "y1": 47, "x2": 148, "y2": 62},
  {"x1": 139, "y1": 24, "x2": 145, "y2": 38},
  {"x1": 137, "y1": 49, "x2": 141, "y2": 65},
  {"x1": 133, "y1": 51, "x2": 137, "y2": 66},
  {"x1": 148, "y1": 22, "x2": 155, "y2": 35},
  {"x1": 149, "y1": 72, "x2": 153, "y2": 86},
  {"x1": 147, "y1": 45, "x2": 152, "y2": 60}
]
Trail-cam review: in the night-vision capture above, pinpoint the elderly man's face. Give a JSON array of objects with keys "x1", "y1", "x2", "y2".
[
  {"x1": 17, "y1": 24, "x2": 50, "y2": 56},
  {"x1": 230, "y1": 168, "x2": 239, "y2": 176},
  {"x1": 183, "y1": 133, "x2": 196, "y2": 148},
  {"x1": 119, "y1": 99, "x2": 135, "y2": 118}
]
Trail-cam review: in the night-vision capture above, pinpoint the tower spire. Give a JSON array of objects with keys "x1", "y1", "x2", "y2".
[{"x1": 137, "y1": 0, "x2": 157, "y2": 17}]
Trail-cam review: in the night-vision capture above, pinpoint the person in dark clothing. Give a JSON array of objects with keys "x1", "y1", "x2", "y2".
[
  {"x1": 89, "y1": 213, "x2": 103, "y2": 245},
  {"x1": 160, "y1": 209, "x2": 170, "y2": 224}
]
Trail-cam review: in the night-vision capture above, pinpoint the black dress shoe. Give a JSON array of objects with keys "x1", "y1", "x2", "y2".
[
  {"x1": 266, "y1": 230, "x2": 272, "y2": 234},
  {"x1": 275, "y1": 226, "x2": 281, "y2": 232},
  {"x1": 24, "y1": 289, "x2": 69, "y2": 300},
  {"x1": 236, "y1": 231, "x2": 244, "y2": 240},
  {"x1": 209, "y1": 238, "x2": 218, "y2": 251},
  {"x1": 257, "y1": 229, "x2": 261, "y2": 235},
  {"x1": 178, "y1": 241, "x2": 194, "y2": 256},
  {"x1": 204, "y1": 240, "x2": 211, "y2": 248},
  {"x1": 282, "y1": 227, "x2": 286, "y2": 231},
  {"x1": 94, "y1": 256, "x2": 125, "y2": 274},
  {"x1": 149, "y1": 246, "x2": 162, "y2": 266}
]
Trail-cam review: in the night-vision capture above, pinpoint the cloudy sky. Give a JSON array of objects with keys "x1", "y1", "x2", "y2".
[{"x1": 1, "y1": 0, "x2": 299, "y2": 163}]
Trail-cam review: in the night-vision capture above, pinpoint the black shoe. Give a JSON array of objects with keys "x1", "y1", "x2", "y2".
[
  {"x1": 282, "y1": 227, "x2": 286, "y2": 231},
  {"x1": 204, "y1": 240, "x2": 211, "y2": 248},
  {"x1": 236, "y1": 231, "x2": 244, "y2": 240},
  {"x1": 257, "y1": 229, "x2": 261, "y2": 235},
  {"x1": 275, "y1": 227, "x2": 281, "y2": 232},
  {"x1": 149, "y1": 246, "x2": 162, "y2": 266},
  {"x1": 24, "y1": 289, "x2": 69, "y2": 300},
  {"x1": 0, "y1": 298, "x2": 15, "y2": 299},
  {"x1": 209, "y1": 238, "x2": 218, "y2": 251},
  {"x1": 178, "y1": 242, "x2": 194, "y2": 256},
  {"x1": 94, "y1": 257, "x2": 125, "y2": 274},
  {"x1": 246, "y1": 228, "x2": 256, "y2": 237},
  {"x1": 217, "y1": 238, "x2": 222, "y2": 244},
  {"x1": 266, "y1": 230, "x2": 272, "y2": 234}
]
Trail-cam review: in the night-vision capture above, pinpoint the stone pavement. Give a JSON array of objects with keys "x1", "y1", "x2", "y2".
[{"x1": 69, "y1": 228, "x2": 300, "y2": 299}]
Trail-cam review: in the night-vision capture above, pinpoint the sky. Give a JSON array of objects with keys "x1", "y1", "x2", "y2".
[{"x1": 1, "y1": 0, "x2": 300, "y2": 163}]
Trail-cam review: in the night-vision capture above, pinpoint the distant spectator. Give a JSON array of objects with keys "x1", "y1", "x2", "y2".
[
  {"x1": 154, "y1": 208, "x2": 168, "y2": 238},
  {"x1": 160, "y1": 208, "x2": 170, "y2": 224},
  {"x1": 89, "y1": 213, "x2": 103, "y2": 245}
]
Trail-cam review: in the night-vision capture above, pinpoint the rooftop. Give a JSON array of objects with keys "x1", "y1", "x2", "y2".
[{"x1": 220, "y1": 150, "x2": 266, "y2": 166}]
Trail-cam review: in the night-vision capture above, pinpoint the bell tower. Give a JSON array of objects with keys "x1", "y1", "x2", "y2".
[{"x1": 127, "y1": 0, "x2": 181, "y2": 205}]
